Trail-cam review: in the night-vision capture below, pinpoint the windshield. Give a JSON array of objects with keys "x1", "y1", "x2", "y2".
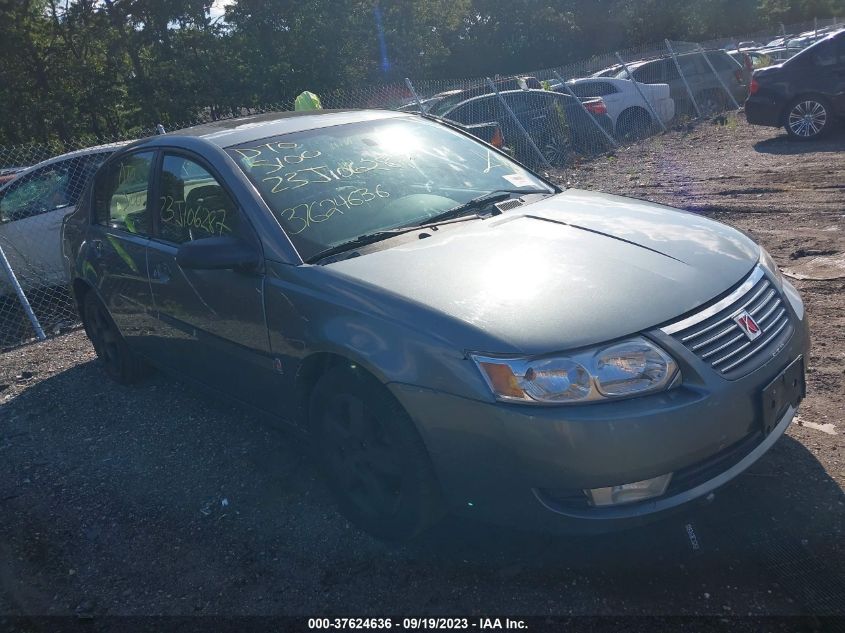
[{"x1": 228, "y1": 117, "x2": 551, "y2": 261}]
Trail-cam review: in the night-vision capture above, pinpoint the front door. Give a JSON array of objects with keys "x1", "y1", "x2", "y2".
[{"x1": 145, "y1": 151, "x2": 276, "y2": 409}]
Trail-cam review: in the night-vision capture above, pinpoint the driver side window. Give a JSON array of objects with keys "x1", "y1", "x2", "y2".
[{"x1": 157, "y1": 154, "x2": 241, "y2": 244}]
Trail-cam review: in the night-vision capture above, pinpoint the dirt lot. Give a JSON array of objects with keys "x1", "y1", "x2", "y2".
[{"x1": 0, "y1": 117, "x2": 843, "y2": 626}]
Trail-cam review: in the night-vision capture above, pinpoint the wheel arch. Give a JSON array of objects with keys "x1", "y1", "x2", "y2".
[
  {"x1": 71, "y1": 277, "x2": 93, "y2": 325},
  {"x1": 615, "y1": 105, "x2": 652, "y2": 134},
  {"x1": 779, "y1": 92, "x2": 832, "y2": 125},
  {"x1": 293, "y1": 350, "x2": 394, "y2": 429}
]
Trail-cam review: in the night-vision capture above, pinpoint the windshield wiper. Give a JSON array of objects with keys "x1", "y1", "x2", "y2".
[
  {"x1": 415, "y1": 188, "x2": 550, "y2": 226},
  {"x1": 306, "y1": 189, "x2": 549, "y2": 264}
]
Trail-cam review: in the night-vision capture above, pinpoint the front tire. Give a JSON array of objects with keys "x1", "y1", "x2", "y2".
[
  {"x1": 82, "y1": 291, "x2": 150, "y2": 384},
  {"x1": 309, "y1": 365, "x2": 445, "y2": 541},
  {"x1": 784, "y1": 96, "x2": 832, "y2": 140}
]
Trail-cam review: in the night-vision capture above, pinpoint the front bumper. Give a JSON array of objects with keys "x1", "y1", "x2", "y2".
[
  {"x1": 745, "y1": 95, "x2": 783, "y2": 127},
  {"x1": 389, "y1": 287, "x2": 809, "y2": 533}
]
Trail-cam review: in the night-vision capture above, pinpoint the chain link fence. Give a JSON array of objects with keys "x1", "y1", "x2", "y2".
[{"x1": 1, "y1": 17, "x2": 842, "y2": 349}]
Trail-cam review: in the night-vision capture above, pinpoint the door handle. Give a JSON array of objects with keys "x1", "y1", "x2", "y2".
[
  {"x1": 91, "y1": 239, "x2": 103, "y2": 258},
  {"x1": 152, "y1": 262, "x2": 172, "y2": 283}
]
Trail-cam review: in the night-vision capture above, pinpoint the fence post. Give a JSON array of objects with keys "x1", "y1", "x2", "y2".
[
  {"x1": 552, "y1": 72, "x2": 619, "y2": 148},
  {"x1": 609, "y1": 56, "x2": 669, "y2": 133},
  {"x1": 664, "y1": 40, "x2": 703, "y2": 119},
  {"x1": 404, "y1": 77, "x2": 424, "y2": 113},
  {"x1": 0, "y1": 243, "x2": 46, "y2": 341},
  {"x1": 697, "y1": 46, "x2": 741, "y2": 110},
  {"x1": 484, "y1": 77, "x2": 551, "y2": 169}
]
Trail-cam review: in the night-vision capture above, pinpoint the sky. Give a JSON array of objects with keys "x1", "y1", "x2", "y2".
[{"x1": 209, "y1": 0, "x2": 233, "y2": 22}]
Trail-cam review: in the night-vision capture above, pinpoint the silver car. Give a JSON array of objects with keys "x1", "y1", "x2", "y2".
[{"x1": 62, "y1": 110, "x2": 809, "y2": 540}]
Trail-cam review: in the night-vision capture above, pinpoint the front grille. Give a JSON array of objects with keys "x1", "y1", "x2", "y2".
[{"x1": 662, "y1": 267, "x2": 793, "y2": 379}]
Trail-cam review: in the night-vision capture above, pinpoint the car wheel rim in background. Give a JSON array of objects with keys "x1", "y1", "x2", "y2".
[{"x1": 788, "y1": 101, "x2": 827, "y2": 137}]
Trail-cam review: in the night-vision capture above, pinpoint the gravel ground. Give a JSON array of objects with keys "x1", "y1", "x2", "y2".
[{"x1": 1, "y1": 116, "x2": 843, "y2": 625}]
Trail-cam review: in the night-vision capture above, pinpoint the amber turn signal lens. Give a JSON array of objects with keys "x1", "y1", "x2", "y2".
[{"x1": 478, "y1": 362, "x2": 524, "y2": 398}]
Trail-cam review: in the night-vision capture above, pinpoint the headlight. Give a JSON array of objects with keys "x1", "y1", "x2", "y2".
[
  {"x1": 759, "y1": 246, "x2": 783, "y2": 286},
  {"x1": 471, "y1": 337, "x2": 679, "y2": 405}
]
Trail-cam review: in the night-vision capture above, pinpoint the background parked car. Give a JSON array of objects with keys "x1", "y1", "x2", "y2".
[
  {"x1": 591, "y1": 64, "x2": 624, "y2": 78},
  {"x1": 554, "y1": 77, "x2": 675, "y2": 140},
  {"x1": 614, "y1": 50, "x2": 748, "y2": 115},
  {"x1": 757, "y1": 46, "x2": 801, "y2": 62},
  {"x1": 424, "y1": 76, "x2": 543, "y2": 116},
  {"x1": 746, "y1": 29, "x2": 845, "y2": 140},
  {"x1": 0, "y1": 142, "x2": 128, "y2": 293},
  {"x1": 0, "y1": 166, "x2": 30, "y2": 187},
  {"x1": 397, "y1": 90, "x2": 464, "y2": 114},
  {"x1": 727, "y1": 49, "x2": 775, "y2": 70},
  {"x1": 439, "y1": 89, "x2": 613, "y2": 166}
]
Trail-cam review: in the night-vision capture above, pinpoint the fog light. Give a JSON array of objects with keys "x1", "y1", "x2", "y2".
[{"x1": 586, "y1": 473, "x2": 673, "y2": 507}]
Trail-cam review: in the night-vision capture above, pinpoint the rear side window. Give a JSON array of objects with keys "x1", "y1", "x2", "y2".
[
  {"x1": 807, "y1": 40, "x2": 838, "y2": 66},
  {"x1": 94, "y1": 151, "x2": 154, "y2": 236},
  {"x1": 678, "y1": 55, "x2": 704, "y2": 76},
  {"x1": 631, "y1": 61, "x2": 664, "y2": 83},
  {"x1": 570, "y1": 82, "x2": 618, "y2": 97},
  {"x1": 706, "y1": 52, "x2": 740, "y2": 71},
  {"x1": 445, "y1": 97, "x2": 499, "y2": 125}
]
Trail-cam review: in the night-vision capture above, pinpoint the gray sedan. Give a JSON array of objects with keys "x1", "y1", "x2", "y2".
[{"x1": 62, "y1": 110, "x2": 809, "y2": 540}]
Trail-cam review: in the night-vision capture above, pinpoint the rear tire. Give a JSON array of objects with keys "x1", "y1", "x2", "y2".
[
  {"x1": 696, "y1": 90, "x2": 728, "y2": 117},
  {"x1": 309, "y1": 365, "x2": 445, "y2": 541},
  {"x1": 615, "y1": 107, "x2": 654, "y2": 142},
  {"x1": 784, "y1": 96, "x2": 833, "y2": 140},
  {"x1": 541, "y1": 133, "x2": 570, "y2": 166},
  {"x1": 82, "y1": 291, "x2": 150, "y2": 384}
]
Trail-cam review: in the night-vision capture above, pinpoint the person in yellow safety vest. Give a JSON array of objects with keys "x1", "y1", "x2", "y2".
[{"x1": 295, "y1": 91, "x2": 323, "y2": 111}]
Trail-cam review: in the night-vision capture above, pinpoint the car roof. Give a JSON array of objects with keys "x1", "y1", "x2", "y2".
[
  {"x1": 438, "y1": 88, "x2": 572, "y2": 116},
  {"x1": 160, "y1": 109, "x2": 408, "y2": 148},
  {"x1": 568, "y1": 77, "x2": 628, "y2": 85}
]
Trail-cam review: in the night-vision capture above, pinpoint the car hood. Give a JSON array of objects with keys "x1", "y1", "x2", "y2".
[{"x1": 325, "y1": 189, "x2": 759, "y2": 354}]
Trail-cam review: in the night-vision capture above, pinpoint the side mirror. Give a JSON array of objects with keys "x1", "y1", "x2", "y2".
[{"x1": 175, "y1": 236, "x2": 260, "y2": 272}]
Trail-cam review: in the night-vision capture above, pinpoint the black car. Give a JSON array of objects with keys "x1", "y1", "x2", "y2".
[
  {"x1": 422, "y1": 76, "x2": 544, "y2": 116},
  {"x1": 616, "y1": 50, "x2": 748, "y2": 116},
  {"x1": 746, "y1": 30, "x2": 845, "y2": 140},
  {"x1": 438, "y1": 89, "x2": 613, "y2": 167}
]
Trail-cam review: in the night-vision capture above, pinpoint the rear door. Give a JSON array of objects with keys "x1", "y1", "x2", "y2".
[
  {"x1": 502, "y1": 92, "x2": 554, "y2": 138},
  {"x1": 830, "y1": 35, "x2": 845, "y2": 115},
  {"x1": 87, "y1": 150, "x2": 158, "y2": 352},
  {"x1": 789, "y1": 37, "x2": 844, "y2": 112},
  {"x1": 145, "y1": 150, "x2": 276, "y2": 408}
]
